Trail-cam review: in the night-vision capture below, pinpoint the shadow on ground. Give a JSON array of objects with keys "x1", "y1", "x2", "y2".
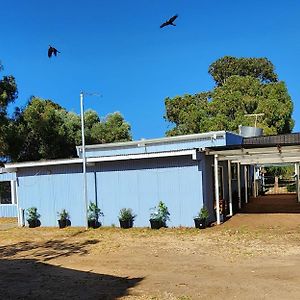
[
  {"x1": 0, "y1": 239, "x2": 99, "y2": 261},
  {"x1": 0, "y1": 259, "x2": 143, "y2": 299},
  {"x1": 240, "y1": 194, "x2": 300, "y2": 214}
]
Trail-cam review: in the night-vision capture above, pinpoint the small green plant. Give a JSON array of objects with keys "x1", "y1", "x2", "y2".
[
  {"x1": 195, "y1": 207, "x2": 209, "y2": 220},
  {"x1": 118, "y1": 208, "x2": 136, "y2": 221},
  {"x1": 287, "y1": 183, "x2": 296, "y2": 192},
  {"x1": 88, "y1": 202, "x2": 103, "y2": 221},
  {"x1": 26, "y1": 207, "x2": 41, "y2": 222},
  {"x1": 58, "y1": 209, "x2": 70, "y2": 221},
  {"x1": 150, "y1": 201, "x2": 170, "y2": 223}
]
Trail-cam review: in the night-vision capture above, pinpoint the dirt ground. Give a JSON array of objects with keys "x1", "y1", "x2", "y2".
[{"x1": 1, "y1": 215, "x2": 300, "y2": 300}]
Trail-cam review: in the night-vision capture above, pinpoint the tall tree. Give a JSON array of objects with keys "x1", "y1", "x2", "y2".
[
  {"x1": 208, "y1": 56, "x2": 278, "y2": 86},
  {"x1": 164, "y1": 56, "x2": 294, "y2": 136},
  {"x1": 6, "y1": 97, "x2": 132, "y2": 162},
  {"x1": 0, "y1": 62, "x2": 18, "y2": 156}
]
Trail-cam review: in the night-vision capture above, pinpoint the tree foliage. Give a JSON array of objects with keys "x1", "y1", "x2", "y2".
[
  {"x1": 0, "y1": 62, "x2": 18, "y2": 156},
  {"x1": 165, "y1": 56, "x2": 294, "y2": 136},
  {"x1": 6, "y1": 97, "x2": 132, "y2": 162},
  {"x1": 208, "y1": 56, "x2": 278, "y2": 86}
]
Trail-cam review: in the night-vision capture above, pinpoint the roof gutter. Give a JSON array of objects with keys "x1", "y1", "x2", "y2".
[{"x1": 4, "y1": 149, "x2": 198, "y2": 171}]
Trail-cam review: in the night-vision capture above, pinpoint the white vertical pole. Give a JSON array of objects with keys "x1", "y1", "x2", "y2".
[
  {"x1": 214, "y1": 155, "x2": 220, "y2": 225},
  {"x1": 10, "y1": 180, "x2": 17, "y2": 205},
  {"x1": 244, "y1": 165, "x2": 248, "y2": 204},
  {"x1": 253, "y1": 165, "x2": 256, "y2": 198},
  {"x1": 237, "y1": 162, "x2": 241, "y2": 209},
  {"x1": 227, "y1": 160, "x2": 233, "y2": 216},
  {"x1": 80, "y1": 92, "x2": 89, "y2": 229},
  {"x1": 295, "y1": 162, "x2": 300, "y2": 203}
]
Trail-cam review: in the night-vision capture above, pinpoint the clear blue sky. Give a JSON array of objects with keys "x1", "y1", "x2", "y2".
[{"x1": 1, "y1": 0, "x2": 299, "y2": 140}]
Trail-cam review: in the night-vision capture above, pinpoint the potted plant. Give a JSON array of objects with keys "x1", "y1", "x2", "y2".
[
  {"x1": 87, "y1": 202, "x2": 103, "y2": 228},
  {"x1": 194, "y1": 207, "x2": 209, "y2": 229},
  {"x1": 57, "y1": 209, "x2": 70, "y2": 228},
  {"x1": 118, "y1": 208, "x2": 136, "y2": 229},
  {"x1": 149, "y1": 201, "x2": 170, "y2": 229},
  {"x1": 26, "y1": 207, "x2": 41, "y2": 228}
]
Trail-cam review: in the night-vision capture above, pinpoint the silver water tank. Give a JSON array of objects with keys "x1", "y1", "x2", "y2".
[{"x1": 239, "y1": 125, "x2": 263, "y2": 137}]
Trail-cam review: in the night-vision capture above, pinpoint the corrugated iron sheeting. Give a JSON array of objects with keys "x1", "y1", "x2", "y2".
[{"x1": 243, "y1": 133, "x2": 300, "y2": 145}]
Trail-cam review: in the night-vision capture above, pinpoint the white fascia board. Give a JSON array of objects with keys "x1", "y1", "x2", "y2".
[
  {"x1": 207, "y1": 145, "x2": 300, "y2": 157},
  {"x1": 4, "y1": 149, "x2": 197, "y2": 170},
  {"x1": 77, "y1": 131, "x2": 227, "y2": 151},
  {"x1": 217, "y1": 151, "x2": 300, "y2": 162},
  {"x1": 237, "y1": 157, "x2": 300, "y2": 165}
]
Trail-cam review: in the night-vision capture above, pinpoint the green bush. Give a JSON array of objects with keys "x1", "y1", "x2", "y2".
[{"x1": 118, "y1": 208, "x2": 136, "y2": 221}]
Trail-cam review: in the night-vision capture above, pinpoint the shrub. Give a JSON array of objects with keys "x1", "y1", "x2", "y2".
[
  {"x1": 118, "y1": 208, "x2": 136, "y2": 221},
  {"x1": 150, "y1": 201, "x2": 170, "y2": 223},
  {"x1": 26, "y1": 207, "x2": 41, "y2": 222},
  {"x1": 58, "y1": 209, "x2": 70, "y2": 221},
  {"x1": 88, "y1": 202, "x2": 103, "y2": 221}
]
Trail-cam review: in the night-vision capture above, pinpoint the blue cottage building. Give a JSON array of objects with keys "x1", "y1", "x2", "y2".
[{"x1": 0, "y1": 131, "x2": 243, "y2": 227}]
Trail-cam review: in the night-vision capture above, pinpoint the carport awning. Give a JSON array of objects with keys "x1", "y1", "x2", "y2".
[{"x1": 206, "y1": 145, "x2": 300, "y2": 165}]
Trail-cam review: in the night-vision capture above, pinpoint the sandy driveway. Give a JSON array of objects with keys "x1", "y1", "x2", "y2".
[{"x1": 0, "y1": 215, "x2": 300, "y2": 299}]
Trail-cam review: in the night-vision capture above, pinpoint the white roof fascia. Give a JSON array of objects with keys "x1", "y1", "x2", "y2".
[
  {"x1": 237, "y1": 157, "x2": 300, "y2": 165},
  {"x1": 209, "y1": 145, "x2": 300, "y2": 165},
  {"x1": 4, "y1": 149, "x2": 197, "y2": 170},
  {"x1": 77, "y1": 131, "x2": 227, "y2": 151},
  {"x1": 207, "y1": 145, "x2": 300, "y2": 156}
]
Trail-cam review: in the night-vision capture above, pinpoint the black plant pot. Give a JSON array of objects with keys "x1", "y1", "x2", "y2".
[
  {"x1": 58, "y1": 219, "x2": 71, "y2": 228},
  {"x1": 28, "y1": 219, "x2": 41, "y2": 228},
  {"x1": 194, "y1": 218, "x2": 206, "y2": 229},
  {"x1": 88, "y1": 220, "x2": 101, "y2": 229},
  {"x1": 150, "y1": 219, "x2": 166, "y2": 229},
  {"x1": 119, "y1": 219, "x2": 133, "y2": 229}
]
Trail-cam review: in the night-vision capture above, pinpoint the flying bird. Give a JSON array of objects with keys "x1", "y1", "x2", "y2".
[
  {"x1": 160, "y1": 14, "x2": 178, "y2": 28},
  {"x1": 48, "y1": 45, "x2": 61, "y2": 58}
]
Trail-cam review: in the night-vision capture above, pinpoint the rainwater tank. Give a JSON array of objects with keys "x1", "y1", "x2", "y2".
[{"x1": 239, "y1": 126, "x2": 263, "y2": 137}]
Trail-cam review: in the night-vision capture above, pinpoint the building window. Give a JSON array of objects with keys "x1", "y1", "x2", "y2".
[{"x1": 0, "y1": 182, "x2": 12, "y2": 204}]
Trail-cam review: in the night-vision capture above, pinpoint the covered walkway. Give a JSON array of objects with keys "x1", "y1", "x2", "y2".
[
  {"x1": 206, "y1": 132, "x2": 300, "y2": 224},
  {"x1": 240, "y1": 194, "x2": 300, "y2": 214}
]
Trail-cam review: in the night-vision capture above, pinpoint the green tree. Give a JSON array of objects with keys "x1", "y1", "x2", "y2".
[
  {"x1": 208, "y1": 56, "x2": 278, "y2": 86},
  {"x1": 90, "y1": 112, "x2": 132, "y2": 143},
  {"x1": 6, "y1": 97, "x2": 132, "y2": 162},
  {"x1": 0, "y1": 62, "x2": 18, "y2": 156},
  {"x1": 164, "y1": 56, "x2": 294, "y2": 136}
]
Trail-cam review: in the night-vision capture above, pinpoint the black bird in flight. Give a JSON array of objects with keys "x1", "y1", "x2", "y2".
[
  {"x1": 48, "y1": 45, "x2": 61, "y2": 58},
  {"x1": 160, "y1": 14, "x2": 178, "y2": 28}
]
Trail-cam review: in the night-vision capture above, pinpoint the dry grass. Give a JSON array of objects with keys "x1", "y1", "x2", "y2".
[{"x1": 1, "y1": 216, "x2": 300, "y2": 299}]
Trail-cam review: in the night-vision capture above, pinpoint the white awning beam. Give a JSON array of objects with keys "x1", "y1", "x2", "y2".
[{"x1": 207, "y1": 144, "x2": 300, "y2": 165}]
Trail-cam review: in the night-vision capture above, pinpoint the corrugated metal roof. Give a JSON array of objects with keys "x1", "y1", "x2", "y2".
[{"x1": 243, "y1": 132, "x2": 300, "y2": 146}]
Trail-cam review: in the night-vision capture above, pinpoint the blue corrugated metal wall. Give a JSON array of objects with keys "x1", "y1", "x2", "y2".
[
  {"x1": 0, "y1": 172, "x2": 16, "y2": 181},
  {"x1": 17, "y1": 165, "x2": 96, "y2": 227},
  {"x1": 0, "y1": 204, "x2": 17, "y2": 217},
  {"x1": 16, "y1": 155, "x2": 204, "y2": 227},
  {"x1": 96, "y1": 156, "x2": 203, "y2": 227}
]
